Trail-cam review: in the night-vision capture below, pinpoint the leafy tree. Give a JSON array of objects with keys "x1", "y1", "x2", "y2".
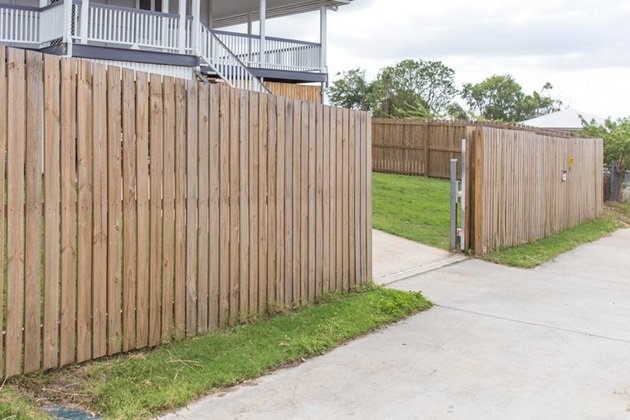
[
  {"x1": 446, "y1": 102, "x2": 470, "y2": 121},
  {"x1": 372, "y1": 59, "x2": 458, "y2": 118},
  {"x1": 581, "y1": 117, "x2": 630, "y2": 201},
  {"x1": 461, "y1": 75, "x2": 562, "y2": 122},
  {"x1": 327, "y1": 69, "x2": 374, "y2": 111},
  {"x1": 327, "y1": 60, "x2": 458, "y2": 119}
]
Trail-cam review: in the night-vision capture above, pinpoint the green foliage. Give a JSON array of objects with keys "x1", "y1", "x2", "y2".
[
  {"x1": 461, "y1": 75, "x2": 562, "y2": 122},
  {"x1": 327, "y1": 60, "x2": 458, "y2": 119},
  {"x1": 372, "y1": 60, "x2": 458, "y2": 118},
  {"x1": 372, "y1": 173, "x2": 451, "y2": 249},
  {"x1": 483, "y1": 204, "x2": 629, "y2": 268},
  {"x1": 327, "y1": 68, "x2": 374, "y2": 111},
  {"x1": 581, "y1": 117, "x2": 630, "y2": 199},
  {"x1": 18, "y1": 288, "x2": 431, "y2": 419},
  {"x1": 446, "y1": 102, "x2": 470, "y2": 121},
  {"x1": 0, "y1": 384, "x2": 49, "y2": 419},
  {"x1": 328, "y1": 64, "x2": 562, "y2": 123}
]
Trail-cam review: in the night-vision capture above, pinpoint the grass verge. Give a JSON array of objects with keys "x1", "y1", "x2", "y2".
[
  {"x1": 0, "y1": 384, "x2": 50, "y2": 419},
  {"x1": 373, "y1": 172, "x2": 450, "y2": 249},
  {"x1": 9, "y1": 287, "x2": 431, "y2": 419},
  {"x1": 483, "y1": 203, "x2": 630, "y2": 268}
]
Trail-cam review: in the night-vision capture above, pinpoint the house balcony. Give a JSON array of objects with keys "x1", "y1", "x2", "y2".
[{"x1": 0, "y1": 1, "x2": 328, "y2": 90}]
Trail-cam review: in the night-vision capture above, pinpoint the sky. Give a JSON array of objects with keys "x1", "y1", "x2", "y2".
[{"x1": 258, "y1": 0, "x2": 630, "y2": 120}]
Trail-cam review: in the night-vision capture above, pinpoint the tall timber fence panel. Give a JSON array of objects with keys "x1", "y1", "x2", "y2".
[
  {"x1": 371, "y1": 118, "x2": 475, "y2": 178},
  {"x1": 468, "y1": 126, "x2": 603, "y2": 255},
  {"x1": 0, "y1": 46, "x2": 372, "y2": 377}
]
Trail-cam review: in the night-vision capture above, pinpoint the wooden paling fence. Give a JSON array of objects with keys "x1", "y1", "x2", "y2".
[
  {"x1": 0, "y1": 46, "x2": 372, "y2": 378},
  {"x1": 468, "y1": 126, "x2": 603, "y2": 254},
  {"x1": 372, "y1": 118, "x2": 474, "y2": 178},
  {"x1": 265, "y1": 81, "x2": 321, "y2": 104}
]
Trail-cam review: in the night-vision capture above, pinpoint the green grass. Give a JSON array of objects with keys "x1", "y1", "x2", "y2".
[
  {"x1": 373, "y1": 173, "x2": 451, "y2": 249},
  {"x1": 483, "y1": 203, "x2": 630, "y2": 268},
  {"x1": 0, "y1": 384, "x2": 49, "y2": 419},
  {"x1": 14, "y1": 287, "x2": 431, "y2": 419}
]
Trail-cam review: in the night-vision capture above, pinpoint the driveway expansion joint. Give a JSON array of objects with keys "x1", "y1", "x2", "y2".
[{"x1": 435, "y1": 304, "x2": 630, "y2": 345}]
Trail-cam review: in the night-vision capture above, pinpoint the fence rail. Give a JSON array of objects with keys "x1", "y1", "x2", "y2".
[{"x1": 0, "y1": 46, "x2": 372, "y2": 378}]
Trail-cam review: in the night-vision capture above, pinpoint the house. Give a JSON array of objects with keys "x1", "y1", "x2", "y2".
[
  {"x1": 520, "y1": 108, "x2": 605, "y2": 134},
  {"x1": 0, "y1": 0, "x2": 354, "y2": 99}
]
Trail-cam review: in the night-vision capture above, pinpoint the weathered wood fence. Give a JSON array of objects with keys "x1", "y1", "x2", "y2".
[
  {"x1": 371, "y1": 118, "x2": 603, "y2": 254},
  {"x1": 372, "y1": 118, "x2": 474, "y2": 178},
  {"x1": 265, "y1": 81, "x2": 321, "y2": 104},
  {"x1": 0, "y1": 46, "x2": 372, "y2": 378},
  {"x1": 467, "y1": 127, "x2": 603, "y2": 254}
]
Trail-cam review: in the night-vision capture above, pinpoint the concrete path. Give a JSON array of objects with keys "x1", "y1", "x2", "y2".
[
  {"x1": 163, "y1": 229, "x2": 630, "y2": 420},
  {"x1": 372, "y1": 230, "x2": 465, "y2": 284}
]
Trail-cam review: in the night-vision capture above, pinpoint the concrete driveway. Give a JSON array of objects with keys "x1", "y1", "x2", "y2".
[{"x1": 163, "y1": 229, "x2": 630, "y2": 420}]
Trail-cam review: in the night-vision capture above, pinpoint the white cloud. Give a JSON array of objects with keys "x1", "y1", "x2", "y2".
[{"x1": 261, "y1": 0, "x2": 630, "y2": 118}]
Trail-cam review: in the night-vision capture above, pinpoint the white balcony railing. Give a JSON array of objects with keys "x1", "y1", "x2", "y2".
[
  {"x1": 0, "y1": 2, "x2": 64, "y2": 45},
  {"x1": 0, "y1": 2, "x2": 321, "y2": 92},
  {"x1": 71, "y1": 2, "x2": 183, "y2": 53},
  {"x1": 214, "y1": 30, "x2": 322, "y2": 72}
]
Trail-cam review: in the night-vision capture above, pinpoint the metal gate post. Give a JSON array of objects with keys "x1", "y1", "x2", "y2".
[
  {"x1": 450, "y1": 159, "x2": 458, "y2": 250},
  {"x1": 460, "y1": 139, "x2": 467, "y2": 251}
]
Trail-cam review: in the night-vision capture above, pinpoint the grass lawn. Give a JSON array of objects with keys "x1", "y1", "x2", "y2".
[
  {"x1": 6, "y1": 287, "x2": 431, "y2": 419},
  {"x1": 0, "y1": 384, "x2": 50, "y2": 420},
  {"x1": 483, "y1": 203, "x2": 630, "y2": 268},
  {"x1": 372, "y1": 172, "x2": 451, "y2": 249}
]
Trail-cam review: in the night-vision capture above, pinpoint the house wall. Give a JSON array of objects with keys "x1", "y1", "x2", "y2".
[{"x1": 88, "y1": 58, "x2": 194, "y2": 80}]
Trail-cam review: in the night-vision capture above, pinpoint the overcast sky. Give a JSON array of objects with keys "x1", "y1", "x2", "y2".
[{"x1": 260, "y1": 0, "x2": 630, "y2": 119}]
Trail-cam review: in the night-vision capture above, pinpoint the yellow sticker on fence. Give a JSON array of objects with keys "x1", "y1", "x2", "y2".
[{"x1": 568, "y1": 157, "x2": 575, "y2": 166}]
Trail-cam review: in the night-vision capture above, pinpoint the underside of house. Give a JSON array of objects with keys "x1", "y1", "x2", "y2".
[{"x1": 0, "y1": 0, "x2": 352, "y2": 99}]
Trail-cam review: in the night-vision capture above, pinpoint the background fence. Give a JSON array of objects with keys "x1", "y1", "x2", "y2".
[
  {"x1": 265, "y1": 81, "x2": 321, "y2": 104},
  {"x1": 0, "y1": 46, "x2": 372, "y2": 378},
  {"x1": 468, "y1": 126, "x2": 603, "y2": 254},
  {"x1": 372, "y1": 119, "x2": 474, "y2": 178}
]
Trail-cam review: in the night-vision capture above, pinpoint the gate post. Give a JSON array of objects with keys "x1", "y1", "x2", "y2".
[
  {"x1": 450, "y1": 159, "x2": 458, "y2": 250},
  {"x1": 460, "y1": 139, "x2": 467, "y2": 251}
]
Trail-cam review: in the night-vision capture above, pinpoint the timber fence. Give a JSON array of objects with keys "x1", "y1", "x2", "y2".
[
  {"x1": 372, "y1": 118, "x2": 474, "y2": 178},
  {"x1": 466, "y1": 126, "x2": 603, "y2": 254},
  {"x1": 370, "y1": 118, "x2": 603, "y2": 254},
  {"x1": 0, "y1": 46, "x2": 372, "y2": 377}
]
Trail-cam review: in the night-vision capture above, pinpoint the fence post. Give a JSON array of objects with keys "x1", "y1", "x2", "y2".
[
  {"x1": 610, "y1": 162, "x2": 619, "y2": 201},
  {"x1": 450, "y1": 158, "x2": 458, "y2": 250},
  {"x1": 460, "y1": 139, "x2": 466, "y2": 251}
]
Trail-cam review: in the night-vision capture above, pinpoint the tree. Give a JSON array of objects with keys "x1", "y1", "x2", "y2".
[
  {"x1": 446, "y1": 102, "x2": 470, "y2": 121},
  {"x1": 461, "y1": 75, "x2": 562, "y2": 122},
  {"x1": 372, "y1": 59, "x2": 458, "y2": 118},
  {"x1": 581, "y1": 117, "x2": 630, "y2": 201},
  {"x1": 327, "y1": 69, "x2": 374, "y2": 111}
]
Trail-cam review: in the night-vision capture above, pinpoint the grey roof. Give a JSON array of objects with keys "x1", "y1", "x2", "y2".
[{"x1": 520, "y1": 109, "x2": 605, "y2": 129}]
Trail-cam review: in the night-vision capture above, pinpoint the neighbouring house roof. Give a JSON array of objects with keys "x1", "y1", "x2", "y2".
[
  {"x1": 213, "y1": 0, "x2": 353, "y2": 27},
  {"x1": 521, "y1": 109, "x2": 605, "y2": 130}
]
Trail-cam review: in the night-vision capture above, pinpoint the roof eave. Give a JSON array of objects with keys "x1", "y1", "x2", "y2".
[{"x1": 213, "y1": 0, "x2": 352, "y2": 28}]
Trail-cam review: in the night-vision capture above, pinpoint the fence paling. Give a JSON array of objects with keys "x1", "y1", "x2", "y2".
[
  {"x1": 0, "y1": 45, "x2": 371, "y2": 378},
  {"x1": 469, "y1": 127, "x2": 603, "y2": 255},
  {"x1": 372, "y1": 119, "x2": 469, "y2": 179}
]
